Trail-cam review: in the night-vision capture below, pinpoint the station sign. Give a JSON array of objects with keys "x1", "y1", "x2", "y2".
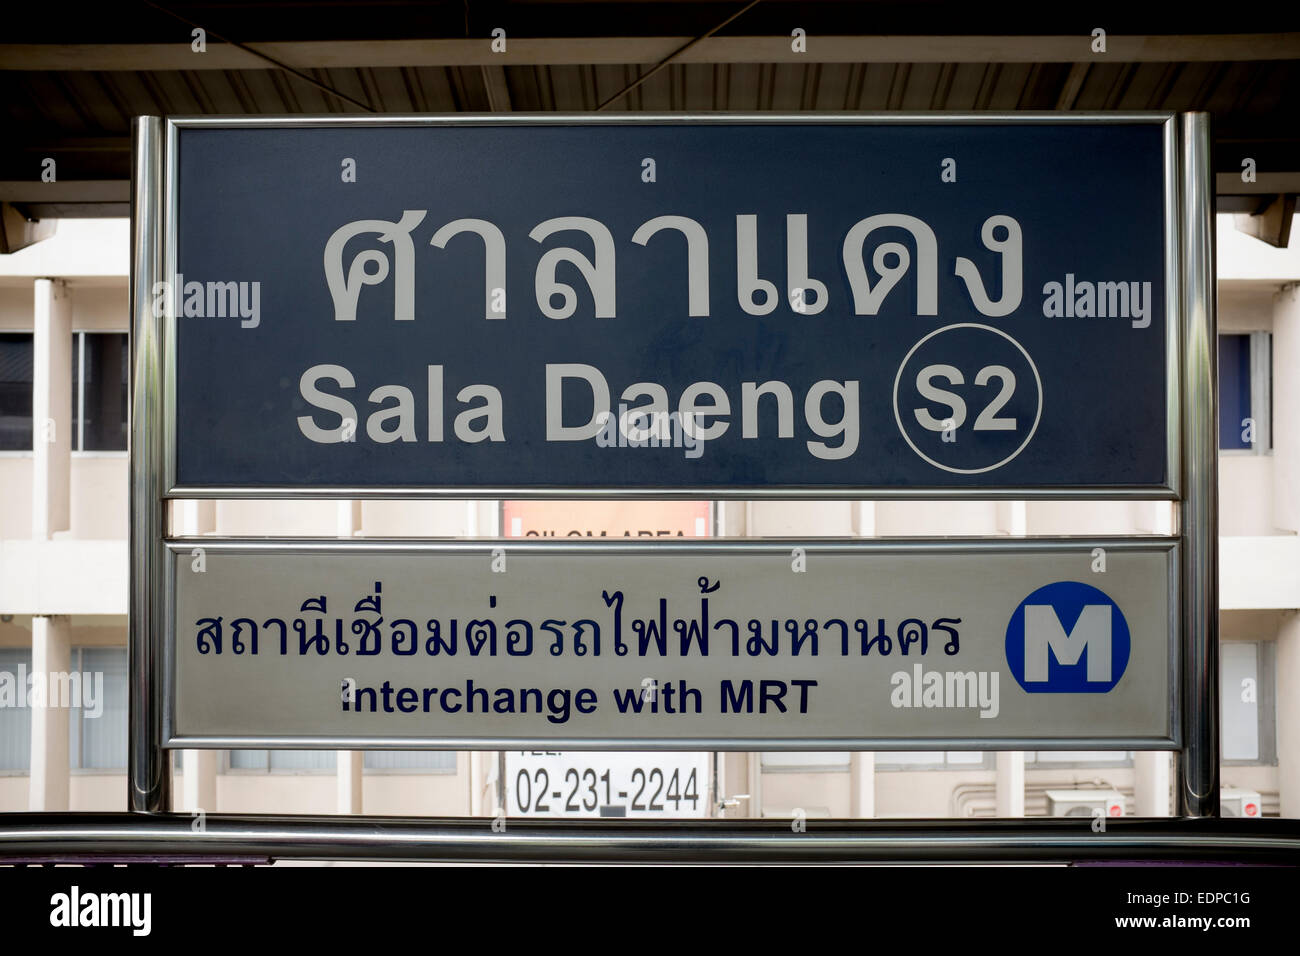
[
  {"x1": 166, "y1": 539, "x2": 1178, "y2": 749},
  {"x1": 163, "y1": 116, "x2": 1176, "y2": 495}
]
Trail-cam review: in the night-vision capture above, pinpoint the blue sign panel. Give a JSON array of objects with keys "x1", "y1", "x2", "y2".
[{"x1": 166, "y1": 118, "x2": 1172, "y2": 491}]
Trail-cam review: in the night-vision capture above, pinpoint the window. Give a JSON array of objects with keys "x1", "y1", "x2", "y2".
[
  {"x1": 71, "y1": 332, "x2": 128, "y2": 451},
  {"x1": 1218, "y1": 332, "x2": 1272, "y2": 451},
  {"x1": 0, "y1": 333, "x2": 34, "y2": 451},
  {"x1": 228, "y1": 750, "x2": 337, "y2": 772},
  {"x1": 227, "y1": 751, "x2": 456, "y2": 772},
  {"x1": 364, "y1": 751, "x2": 457, "y2": 771},
  {"x1": 1221, "y1": 641, "x2": 1277, "y2": 764},
  {"x1": 0, "y1": 647, "x2": 130, "y2": 772},
  {"x1": 69, "y1": 647, "x2": 128, "y2": 770},
  {"x1": 761, "y1": 752, "x2": 850, "y2": 772},
  {"x1": 0, "y1": 649, "x2": 33, "y2": 771},
  {"x1": 1025, "y1": 751, "x2": 1133, "y2": 767},
  {"x1": 0, "y1": 646, "x2": 149, "y2": 773},
  {"x1": 876, "y1": 752, "x2": 991, "y2": 770}
]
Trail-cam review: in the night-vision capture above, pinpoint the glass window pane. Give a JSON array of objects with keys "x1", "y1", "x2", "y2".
[
  {"x1": 229, "y1": 750, "x2": 337, "y2": 771},
  {"x1": 74, "y1": 648, "x2": 128, "y2": 770},
  {"x1": 269, "y1": 750, "x2": 336, "y2": 771},
  {"x1": 229, "y1": 750, "x2": 268, "y2": 770},
  {"x1": 880, "y1": 752, "x2": 945, "y2": 767},
  {"x1": 365, "y1": 751, "x2": 456, "y2": 771},
  {"x1": 1221, "y1": 642, "x2": 1259, "y2": 761},
  {"x1": 0, "y1": 333, "x2": 34, "y2": 451},
  {"x1": 1028, "y1": 751, "x2": 1129, "y2": 764},
  {"x1": 79, "y1": 333, "x2": 128, "y2": 451},
  {"x1": 0, "y1": 649, "x2": 32, "y2": 770},
  {"x1": 1218, "y1": 334, "x2": 1252, "y2": 450},
  {"x1": 761, "y1": 752, "x2": 850, "y2": 770}
]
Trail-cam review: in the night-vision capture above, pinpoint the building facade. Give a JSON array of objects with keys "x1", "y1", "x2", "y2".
[{"x1": 0, "y1": 215, "x2": 1296, "y2": 819}]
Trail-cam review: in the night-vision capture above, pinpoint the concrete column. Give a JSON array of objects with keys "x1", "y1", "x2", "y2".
[
  {"x1": 182, "y1": 749, "x2": 217, "y2": 813},
  {"x1": 469, "y1": 750, "x2": 486, "y2": 815},
  {"x1": 712, "y1": 751, "x2": 725, "y2": 818},
  {"x1": 336, "y1": 500, "x2": 362, "y2": 538},
  {"x1": 474, "y1": 500, "x2": 500, "y2": 536},
  {"x1": 849, "y1": 752, "x2": 876, "y2": 817},
  {"x1": 1133, "y1": 751, "x2": 1172, "y2": 816},
  {"x1": 32, "y1": 278, "x2": 71, "y2": 540},
  {"x1": 996, "y1": 501, "x2": 1027, "y2": 536},
  {"x1": 716, "y1": 501, "x2": 746, "y2": 537},
  {"x1": 995, "y1": 751, "x2": 1025, "y2": 817},
  {"x1": 175, "y1": 500, "x2": 215, "y2": 536},
  {"x1": 29, "y1": 615, "x2": 71, "y2": 811},
  {"x1": 465, "y1": 500, "x2": 500, "y2": 538},
  {"x1": 1274, "y1": 283, "x2": 1300, "y2": 533},
  {"x1": 336, "y1": 750, "x2": 363, "y2": 814},
  {"x1": 747, "y1": 751, "x2": 763, "y2": 818},
  {"x1": 1277, "y1": 612, "x2": 1300, "y2": 818},
  {"x1": 719, "y1": 751, "x2": 748, "y2": 817},
  {"x1": 1270, "y1": 285, "x2": 1300, "y2": 816},
  {"x1": 852, "y1": 500, "x2": 876, "y2": 537}
]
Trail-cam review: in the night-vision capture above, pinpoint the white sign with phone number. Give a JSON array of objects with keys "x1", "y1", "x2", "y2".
[{"x1": 506, "y1": 751, "x2": 711, "y2": 818}]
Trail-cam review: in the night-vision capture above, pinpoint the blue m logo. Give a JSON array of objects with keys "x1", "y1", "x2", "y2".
[{"x1": 1005, "y1": 581, "x2": 1131, "y2": 693}]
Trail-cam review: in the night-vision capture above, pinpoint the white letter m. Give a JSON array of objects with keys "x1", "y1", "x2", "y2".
[{"x1": 1023, "y1": 605, "x2": 1111, "y2": 682}]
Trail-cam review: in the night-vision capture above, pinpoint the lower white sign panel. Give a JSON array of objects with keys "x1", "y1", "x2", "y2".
[{"x1": 166, "y1": 540, "x2": 1178, "y2": 749}]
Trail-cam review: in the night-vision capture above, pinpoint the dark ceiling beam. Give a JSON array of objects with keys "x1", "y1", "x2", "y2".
[
  {"x1": 1232, "y1": 194, "x2": 1296, "y2": 248},
  {"x1": 3, "y1": 34, "x2": 1300, "y2": 71},
  {"x1": 479, "y1": 65, "x2": 512, "y2": 111},
  {"x1": 1054, "y1": 62, "x2": 1088, "y2": 109},
  {"x1": 0, "y1": 180, "x2": 129, "y2": 203},
  {"x1": 1215, "y1": 172, "x2": 1300, "y2": 195}
]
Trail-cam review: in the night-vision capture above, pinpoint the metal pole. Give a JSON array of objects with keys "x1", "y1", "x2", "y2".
[
  {"x1": 1177, "y1": 111, "x2": 1219, "y2": 817},
  {"x1": 128, "y1": 116, "x2": 170, "y2": 812}
]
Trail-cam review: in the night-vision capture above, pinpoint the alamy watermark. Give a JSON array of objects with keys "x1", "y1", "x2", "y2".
[
  {"x1": 594, "y1": 406, "x2": 705, "y2": 459},
  {"x1": 0, "y1": 667, "x2": 103, "y2": 717},
  {"x1": 152, "y1": 275, "x2": 261, "y2": 328}
]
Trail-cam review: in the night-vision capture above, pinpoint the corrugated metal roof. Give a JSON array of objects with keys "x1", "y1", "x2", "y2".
[
  {"x1": 0, "y1": 2, "x2": 1297, "y2": 210},
  {"x1": 3, "y1": 58, "x2": 1295, "y2": 122}
]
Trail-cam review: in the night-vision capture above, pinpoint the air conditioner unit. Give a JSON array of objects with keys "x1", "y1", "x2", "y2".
[
  {"x1": 1220, "y1": 788, "x2": 1263, "y2": 818},
  {"x1": 1045, "y1": 789, "x2": 1124, "y2": 818}
]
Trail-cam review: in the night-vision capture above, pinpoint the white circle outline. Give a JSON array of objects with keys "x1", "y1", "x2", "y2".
[{"x1": 891, "y1": 322, "x2": 1044, "y2": 475}]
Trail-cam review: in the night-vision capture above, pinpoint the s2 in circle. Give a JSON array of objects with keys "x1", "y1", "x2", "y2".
[{"x1": 892, "y1": 323, "x2": 1043, "y2": 475}]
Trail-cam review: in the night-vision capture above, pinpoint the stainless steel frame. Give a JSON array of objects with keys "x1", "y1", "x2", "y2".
[
  {"x1": 1176, "y1": 113, "x2": 1219, "y2": 817},
  {"x1": 159, "y1": 535, "x2": 1181, "y2": 752},
  {"x1": 158, "y1": 111, "x2": 1182, "y2": 500},
  {"x1": 1, "y1": 814, "x2": 1296, "y2": 865},
  {"x1": 129, "y1": 117, "x2": 170, "y2": 813},
  {"x1": 126, "y1": 111, "x2": 1215, "y2": 850}
]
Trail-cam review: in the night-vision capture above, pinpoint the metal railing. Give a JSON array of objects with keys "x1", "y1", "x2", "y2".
[{"x1": 0, "y1": 815, "x2": 1295, "y2": 865}]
